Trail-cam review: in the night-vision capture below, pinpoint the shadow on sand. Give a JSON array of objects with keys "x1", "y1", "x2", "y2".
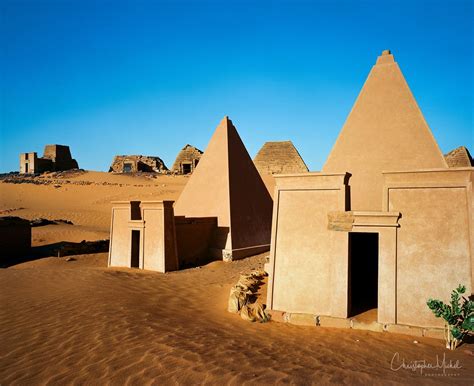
[{"x1": 1, "y1": 240, "x2": 109, "y2": 268}]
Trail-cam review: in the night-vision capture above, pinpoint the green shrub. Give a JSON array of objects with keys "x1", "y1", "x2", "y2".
[{"x1": 427, "y1": 285, "x2": 473, "y2": 350}]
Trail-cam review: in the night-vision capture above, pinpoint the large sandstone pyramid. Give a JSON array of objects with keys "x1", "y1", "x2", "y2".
[
  {"x1": 254, "y1": 141, "x2": 309, "y2": 174},
  {"x1": 174, "y1": 116, "x2": 273, "y2": 260},
  {"x1": 322, "y1": 50, "x2": 447, "y2": 210}
]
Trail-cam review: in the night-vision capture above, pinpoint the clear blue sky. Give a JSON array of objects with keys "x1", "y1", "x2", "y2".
[{"x1": 1, "y1": 0, "x2": 472, "y2": 173}]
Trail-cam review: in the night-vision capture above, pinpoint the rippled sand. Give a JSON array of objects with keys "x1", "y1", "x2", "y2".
[
  {"x1": 1, "y1": 172, "x2": 472, "y2": 384},
  {"x1": 1, "y1": 253, "x2": 473, "y2": 385}
]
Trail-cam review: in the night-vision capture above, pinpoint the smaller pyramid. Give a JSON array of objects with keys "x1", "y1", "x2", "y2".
[
  {"x1": 254, "y1": 141, "x2": 309, "y2": 175},
  {"x1": 444, "y1": 146, "x2": 473, "y2": 167},
  {"x1": 171, "y1": 144, "x2": 203, "y2": 174},
  {"x1": 174, "y1": 116, "x2": 273, "y2": 260}
]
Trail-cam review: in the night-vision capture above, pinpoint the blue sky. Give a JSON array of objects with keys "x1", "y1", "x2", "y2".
[{"x1": 0, "y1": 0, "x2": 472, "y2": 173}]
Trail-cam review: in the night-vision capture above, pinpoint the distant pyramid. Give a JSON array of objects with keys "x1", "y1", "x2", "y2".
[
  {"x1": 322, "y1": 50, "x2": 447, "y2": 210},
  {"x1": 254, "y1": 141, "x2": 309, "y2": 174},
  {"x1": 174, "y1": 116, "x2": 273, "y2": 260},
  {"x1": 445, "y1": 146, "x2": 473, "y2": 167}
]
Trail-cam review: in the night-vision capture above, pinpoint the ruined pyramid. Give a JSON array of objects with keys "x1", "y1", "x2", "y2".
[
  {"x1": 445, "y1": 146, "x2": 473, "y2": 167},
  {"x1": 174, "y1": 116, "x2": 273, "y2": 261},
  {"x1": 322, "y1": 50, "x2": 447, "y2": 211},
  {"x1": 254, "y1": 141, "x2": 309, "y2": 174}
]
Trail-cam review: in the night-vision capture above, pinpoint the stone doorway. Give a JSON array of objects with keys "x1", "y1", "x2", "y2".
[
  {"x1": 182, "y1": 163, "x2": 192, "y2": 174},
  {"x1": 123, "y1": 163, "x2": 133, "y2": 173},
  {"x1": 348, "y1": 232, "x2": 379, "y2": 317},
  {"x1": 131, "y1": 230, "x2": 140, "y2": 268}
]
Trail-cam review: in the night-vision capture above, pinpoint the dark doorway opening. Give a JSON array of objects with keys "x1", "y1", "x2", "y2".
[
  {"x1": 182, "y1": 163, "x2": 192, "y2": 174},
  {"x1": 131, "y1": 230, "x2": 140, "y2": 268},
  {"x1": 123, "y1": 163, "x2": 133, "y2": 173},
  {"x1": 348, "y1": 232, "x2": 378, "y2": 317},
  {"x1": 25, "y1": 163, "x2": 29, "y2": 173}
]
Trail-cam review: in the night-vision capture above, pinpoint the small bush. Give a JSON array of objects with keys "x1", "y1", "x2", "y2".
[{"x1": 427, "y1": 285, "x2": 473, "y2": 350}]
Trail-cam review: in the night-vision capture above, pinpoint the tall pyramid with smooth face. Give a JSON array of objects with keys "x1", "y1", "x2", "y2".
[
  {"x1": 322, "y1": 50, "x2": 447, "y2": 211},
  {"x1": 174, "y1": 116, "x2": 273, "y2": 260}
]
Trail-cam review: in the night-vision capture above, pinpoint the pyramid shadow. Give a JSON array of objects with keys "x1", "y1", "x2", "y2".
[{"x1": 1, "y1": 240, "x2": 109, "y2": 268}]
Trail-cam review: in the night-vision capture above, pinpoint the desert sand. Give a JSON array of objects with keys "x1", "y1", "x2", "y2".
[{"x1": 0, "y1": 171, "x2": 472, "y2": 385}]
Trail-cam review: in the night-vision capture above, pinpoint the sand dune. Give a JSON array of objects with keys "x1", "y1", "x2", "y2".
[
  {"x1": 2, "y1": 254, "x2": 473, "y2": 385},
  {"x1": 1, "y1": 172, "x2": 473, "y2": 384}
]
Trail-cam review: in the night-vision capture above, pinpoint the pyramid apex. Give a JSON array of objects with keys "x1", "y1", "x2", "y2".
[
  {"x1": 376, "y1": 49, "x2": 395, "y2": 65},
  {"x1": 218, "y1": 115, "x2": 234, "y2": 128}
]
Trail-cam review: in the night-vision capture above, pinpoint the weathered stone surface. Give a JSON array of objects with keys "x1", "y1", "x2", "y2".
[
  {"x1": 422, "y1": 328, "x2": 445, "y2": 340},
  {"x1": 351, "y1": 320, "x2": 384, "y2": 332},
  {"x1": 289, "y1": 313, "x2": 317, "y2": 326},
  {"x1": 444, "y1": 146, "x2": 473, "y2": 167},
  {"x1": 384, "y1": 324, "x2": 423, "y2": 337},
  {"x1": 20, "y1": 145, "x2": 79, "y2": 174},
  {"x1": 327, "y1": 211, "x2": 354, "y2": 231},
  {"x1": 253, "y1": 141, "x2": 308, "y2": 175},
  {"x1": 109, "y1": 155, "x2": 168, "y2": 173},
  {"x1": 267, "y1": 310, "x2": 286, "y2": 323},
  {"x1": 171, "y1": 144, "x2": 203, "y2": 174},
  {"x1": 318, "y1": 315, "x2": 352, "y2": 329}
]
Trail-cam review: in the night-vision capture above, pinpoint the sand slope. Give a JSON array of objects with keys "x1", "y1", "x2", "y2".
[
  {"x1": 1, "y1": 172, "x2": 473, "y2": 384},
  {"x1": 1, "y1": 254, "x2": 473, "y2": 385}
]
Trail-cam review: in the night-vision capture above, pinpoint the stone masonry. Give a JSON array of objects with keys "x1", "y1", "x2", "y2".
[
  {"x1": 109, "y1": 155, "x2": 168, "y2": 173},
  {"x1": 253, "y1": 141, "x2": 309, "y2": 175}
]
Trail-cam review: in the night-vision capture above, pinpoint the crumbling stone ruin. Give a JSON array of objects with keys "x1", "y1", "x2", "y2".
[
  {"x1": 444, "y1": 146, "x2": 473, "y2": 167},
  {"x1": 20, "y1": 144, "x2": 78, "y2": 174},
  {"x1": 109, "y1": 155, "x2": 168, "y2": 173},
  {"x1": 227, "y1": 269, "x2": 270, "y2": 322},
  {"x1": 253, "y1": 141, "x2": 308, "y2": 175},
  {"x1": 171, "y1": 144, "x2": 203, "y2": 174}
]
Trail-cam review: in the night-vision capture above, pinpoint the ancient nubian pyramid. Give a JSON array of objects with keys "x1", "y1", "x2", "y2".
[
  {"x1": 171, "y1": 144, "x2": 203, "y2": 174},
  {"x1": 322, "y1": 50, "x2": 447, "y2": 210},
  {"x1": 174, "y1": 116, "x2": 273, "y2": 261},
  {"x1": 444, "y1": 146, "x2": 473, "y2": 167},
  {"x1": 253, "y1": 141, "x2": 309, "y2": 174}
]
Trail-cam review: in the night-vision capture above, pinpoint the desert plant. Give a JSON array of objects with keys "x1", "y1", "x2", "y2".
[{"x1": 427, "y1": 284, "x2": 474, "y2": 350}]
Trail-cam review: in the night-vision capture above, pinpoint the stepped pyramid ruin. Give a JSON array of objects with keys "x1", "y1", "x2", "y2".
[
  {"x1": 445, "y1": 146, "x2": 473, "y2": 167},
  {"x1": 174, "y1": 116, "x2": 273, "y2": 260},
  {"x1": 171, "y1": 144, "x2": 203, "y2": 174},
  {"x1": 254, "y1": 141, "x2": 308, "y2": 175},
  {"x1": 322, "y1": 50, "x2": 447, "y2": 210}
]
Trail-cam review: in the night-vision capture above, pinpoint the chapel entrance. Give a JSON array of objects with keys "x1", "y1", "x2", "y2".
[
  {"x1": 348, "y1": 232, "x2": 379, "y2": 317},
  {"x1": 182, "y1": 163, "x2": 192, "y2": 174},
  {"x1": 123, "y1": 163, "x2": 133, "y2": 173},
  {"x1": 131, "y1": 230, "x2": 140, "y2": 268}
]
